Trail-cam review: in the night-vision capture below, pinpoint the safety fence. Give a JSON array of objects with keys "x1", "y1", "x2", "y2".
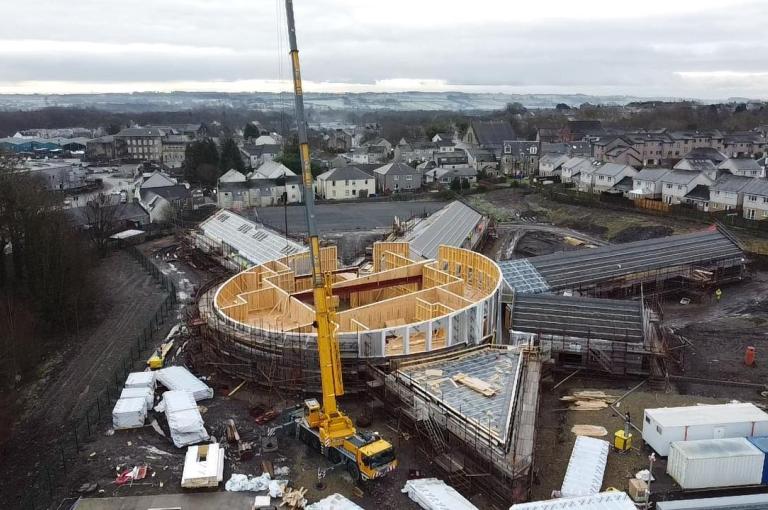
[{"x1": 19, "y1": 247, "x2": 178, "y2": 510}]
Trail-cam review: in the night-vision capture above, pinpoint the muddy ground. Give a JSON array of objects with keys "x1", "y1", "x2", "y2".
[
  {"x1": 0, "y1": 249, "x2": 186, "y2": 508},
  {"x1": 532, "y1": 375, "x2": 733, "y2": 502}
]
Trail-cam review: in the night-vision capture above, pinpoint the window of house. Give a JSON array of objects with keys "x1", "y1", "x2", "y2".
[
  {"x1": 677, "y1": 185, "x2": 683, "y2": 190},
  {"x1": 345, "y1": 180, "x2": 349, "y2": 185},
  {"x1": 394, "y1": 175, "x2": 399, "y2": 181},
  {"x1": 406, "y1": 175, "x2": 413, "y2": 181},
  {"x1": 599, "y1": 175, "x2": 604, "y2": 181},
  {"x1": 748, "y1": 195, "x2": 757, "y2": 201},
  {"x1": 345, "y1": 189, "x2": 349, "y2": 196},
  {"x1": 645, "y1": 416, "x2": 650, "y2": 424},
  {"x1": 665, "y1": 183, "x2": 672, "y2": 189},
  {"x1": 656, "y1": 425, "x2": 662, "y2": 434}
]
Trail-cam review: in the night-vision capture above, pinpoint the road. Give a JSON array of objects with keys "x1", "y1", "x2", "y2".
[{"x1": 255, "y1": 200, "x2": 447, "y2": 234}]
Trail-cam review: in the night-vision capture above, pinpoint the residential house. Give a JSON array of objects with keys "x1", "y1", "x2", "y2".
[
  {"x1": 591, "y1": 163, "x2": 638, "y2": 194},
  {"x1": 431, "y1": 133, "x2": 453, "y2": 142},
  {"x1": 722, "y1": 132, "x2": 767, "y2": 158},
  {"x1": 742, "y1": 179, "x2": 768, "y2": 221},
  {"x1": 604, "y1": 143, "x2": 642, "y2": 167},
  {"x1": 466, "y1": 148, "x2": 498, "y2": 174},
  {"x1": 718, "y1": 158, "x2": 765, "y2": 178},
  {"x1": 435, "y1": 140, "x2": 456, "y2": 153},
  {"x1": 252, "y1": 134, "x2": 279, "y2": 146},
  {"x1": 365, "y1": 137, "x2": 393, "y2": 153},
  {"x1": 501, "y1": 140, "x2": 540, "y2": 175},
  {"x1": 673, "y1": 158, "x2": 719, "y2": 179},
  {"x1": 560, "y1": 157, "x2": 594, "y2": 184},
  {"x1": 217, "y1": 163, "x2": 302, "y2": 209},
  {"x1": 629, "y1": 168, "x2": 671, "y2": 200},
  {"x1": 541, "y1": 141, "x2": 591, "y2": 158},
  {"x1": 327, "y1": 129, "x2": 353, "y2": 151},
  {"x1": 434, "y1": 150, "x2": 468, "y2": 169},
  {"x1": 424, "y1": 166, "x2": 477, "y2": 187},
  {"x1": 463, "y1": 120, "x2": 515, "y2": 156},
  {"x1": 680, "y1": 147, "x2": 728, "y2": 165},
  {"x1": 314, "y1": 166, "x2": 375, "y2": 200},
  {"x1": 393, "y1": 139, "x2": 413, "y2": 162},
  {"x1": 660, "y1": 170, "x2": 713, "y2": 205},
  {"x1": 85, "y1": 135, "x2": 116, "y2": 161},
  {"x1": 114, "y1": 127, "x2": 165, "y2": 161},
  {"x1": 539, "y1": 154, "x2": 570, "y2": 178},
  {"x1": 577, "y1": 161, "x2": 606, "y2": 193},
  {"x1": 349, "y1": 145, "x2": 388, "y2": 165},
  {"x1": 240, "y1": 143, "x2": 281, "y2": 168},
  {"x1": 135, "y1": 171, "x2": 192, "y2": 222},
  {"x1": 373, "y1": 162, "x2": 421, "y2": 193},
  {"x1": 536, "y1": 127, "x2": 561, "y2": 143},
  {"x1": 68, "y1": 198, "x2": 150, "y2": 230},
  {"x1": 708, "y1": 174, "x2": 753, "y2": 211},
  {"x1": 161, "y1": 133, "x2": 193, "y2": 169}
]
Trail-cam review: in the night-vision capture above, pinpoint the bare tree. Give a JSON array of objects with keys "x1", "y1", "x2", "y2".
[{"x1": 83, "y1": 193, "x2": 123, "y2": 257}]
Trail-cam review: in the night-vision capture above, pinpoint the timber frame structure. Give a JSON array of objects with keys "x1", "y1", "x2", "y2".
[{"x1": 197, "y1": 242, "x2": 504, "y2": 391}]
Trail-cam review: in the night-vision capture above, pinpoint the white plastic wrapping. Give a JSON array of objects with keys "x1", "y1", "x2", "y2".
[
  {"x1": 156, "y1": 390, "x2": 209, "y2": 447},
  {"x1": 156, "y1": 366, "x2": 213, "y2": 401},
  {"x1": 112, "y1": 397, "x2": 147, "y2": 429}
]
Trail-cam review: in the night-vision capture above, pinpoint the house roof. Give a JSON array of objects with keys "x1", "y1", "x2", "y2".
[
  {"x1": 611, "y1": 175, "x2": 635, "y2": 192},
  {"x1": 635, "y1": 168, "x2": 671, "y2": 181},
  {"x1": 374, "y1": 162, "x2": 417, "y2": 176},
  {"x1": 594, "y1": 162, "x2": 635, "y2": 178},
  {"x1": 681, "y1": 147, "x2": 727, "y2": 163},
  {"x1": 684, "y1": 184, "x2": 711, "y2": 202},
  {"x1": 719, "y1": 158, "x2": 761, "y2": 172},
  {"x1": 316, "y1": 165, "x2": 371, "y2": 181},
  {"x1": 711, "y1": 174, "x2": 753, "y2": 193},
  {"x1": 741, "y1": 178, "x2": 768, "y2": 196},
  {"x1": 140, "y1": 184, "x2": 191, "y2": 202},
  {"x1": 252, "y1": 135, "x2": 278, "y2": 145},
  {"x1": 67, "y1": 201, "x2": 149, "y2": 227},
  {"x1": 540, "y1": 154, "x2": 570, "y2": 167},
  {"x1": 240, "y1": 143, "x2": 281, "y2": 157},
  {"x1": 470, "y1": 121, "x2": 515, "y2": 146},
  {"x1": 219, "y1": 169, "x2": 247, "y2": 183},
  {"x1": 661, "y1": 170, "x2": 707, "y2": 185},
  {"x1": 430, "y1": 166, "x2": 477, "y2": 179},
  {"x1": 674, "y1": 159, "x2": 716, "y2": 172},
  {"x1": 115, "y1": 127, "x2": 164, "y2": 137},
  {"x1": 251, "y1": 160, "x2": 295, "y2": 179}
]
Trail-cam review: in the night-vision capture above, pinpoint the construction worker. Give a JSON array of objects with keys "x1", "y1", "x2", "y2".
[{"x1": 715, "y1": 288, "x2": 722, "y2": 303}]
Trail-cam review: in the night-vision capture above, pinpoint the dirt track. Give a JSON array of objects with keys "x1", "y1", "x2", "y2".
[{"x1": 0, "y1": 250, "x2": 170, "y2": 505}]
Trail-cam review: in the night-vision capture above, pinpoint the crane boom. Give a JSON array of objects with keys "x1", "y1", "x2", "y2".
[{"x1": 285, "y1": 0, "x2": 354, "y2": 447}]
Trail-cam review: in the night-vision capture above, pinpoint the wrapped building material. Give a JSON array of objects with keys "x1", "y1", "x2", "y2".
[
  {"x1": 307, "y1": 493, "x2": 365, "y2": 510},
  {"x1": 510, "y1": 491, "x2": 636, "y2": 510},
  {"x1": 156, "y1": 366, "x2": 213, "y2": 401},
  {"x1": 181, "y1": 443, "x2": 225, "y2": 488},
  {"x1": 120, "y1": 386, "x2": 154, "y2": 408},
  {"x1": 561, "y1": 436, "x2": 610, "y2": 497},
  {"x1": 156, "y1": 390, "x2": 209, "y2": 447},
  {"x1": 112, "y1": 397, "x2": 147, "y2": 429},
  {"x1": 402, "y1": 478, "x2": 478, "y2": 510},
  {"x1": 124, "y1": 371, "x2": 156, "y2": 390}
]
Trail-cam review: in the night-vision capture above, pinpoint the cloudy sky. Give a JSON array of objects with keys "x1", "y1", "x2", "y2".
[{"x1": 0, "y1": 0, "x2": 766, "y2": 99}]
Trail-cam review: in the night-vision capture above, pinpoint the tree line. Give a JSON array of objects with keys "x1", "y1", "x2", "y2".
[{"x1": 0, "y1": 154, "x2": 97, "y2": 386}]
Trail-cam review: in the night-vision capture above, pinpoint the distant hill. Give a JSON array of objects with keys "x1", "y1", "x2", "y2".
[{"x1": 0, "y1": 91, "x2": 689, "y2": 113}]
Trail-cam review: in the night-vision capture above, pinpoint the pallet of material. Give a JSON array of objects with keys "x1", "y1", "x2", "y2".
[
  {"x1": 451, "y1": 373, "x2": 496, "y2": 397},
  {"x1": 112, "y1": 397, "x2": 148, "y2": 430},
  {"x1": 156, "y1": 366, "x2": 214, "y2": 401},
  {"x1": 181, "y1": 443, "x2": 225, "y2": 488}
]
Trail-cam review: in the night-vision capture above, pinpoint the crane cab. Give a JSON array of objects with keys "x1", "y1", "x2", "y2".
[
  {"x1": 304, "y1": 398, "x2": 322, "y2": 428},
  {"x1": 344, "y1": 433, "x2": 398, "y2": 480}
]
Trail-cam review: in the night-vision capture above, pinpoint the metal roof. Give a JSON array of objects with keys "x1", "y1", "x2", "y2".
[
  {"x1": 199, "y1": 209, "x2": 305, "y2": 266},
  {"x1": 656, "y1": 493, "x2": 768, "y2": 510},
  {"x1": 670, "y1": 437, "x2": 762, "y2": 460},
  {"x1": 741, "y1": 178, "x2": 768, "y2": 196},
  {"x1": 401, "y1": 201, "x2": 483, "y2": 260},
  {"x1": 511, "y1": 294, "x2": 644, "y2": 343},
  {"x1": 519, "y1": 229, "x2": 743, "y2": 292},
  {"x1": 510, "y1": 492, "x2": 636, "y2": 510},
  {"x1": 498, "y1": 259, "x2": 550, "y2": 295},
  {"x1": 645, "y1": 403, "x2": 768, "y2": 428}
]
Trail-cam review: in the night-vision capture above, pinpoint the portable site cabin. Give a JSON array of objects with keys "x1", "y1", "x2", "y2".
[
  {"x1": 667, "y1": 438, "x2": 764, "y2": 489},
  {"x1": 643, "y1": 403, "x2": 768, "y2": 456}
]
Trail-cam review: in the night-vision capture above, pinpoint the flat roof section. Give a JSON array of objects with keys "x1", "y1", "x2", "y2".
[
  {"x1": 397, "y1": 347, "x2": 521, "y2": 443},
  {"x1": 498, "y1": 259, "x2": 550, "y2": 294},
  {"x1": 527, "y1": 229, "x2": 743, "y2": 291},
  {"x1": 511, "y1": 294, "x2": 644, "y2": 343},
  {"x1": 72, "y1": 492, "x2": 257, "y2": 510},
  {"x1": 645, "y1": 403, "x2": 768, "y2": 428},
  {"x1": 401, "y1": 201, "x2": 484, "y2": 260}
]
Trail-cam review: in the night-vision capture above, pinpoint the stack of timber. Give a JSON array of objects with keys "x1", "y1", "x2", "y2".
[{"x1": 561, "y1": 390, "x2": 617, "y2": 411}]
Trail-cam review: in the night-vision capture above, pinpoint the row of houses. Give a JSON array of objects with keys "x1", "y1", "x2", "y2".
[{"x1": 545, "y1": 153, "x2": 768, "y2": 221}]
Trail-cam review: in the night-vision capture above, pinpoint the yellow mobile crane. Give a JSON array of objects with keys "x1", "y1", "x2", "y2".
[{"x1": 284, "y1": 0, "x2": 397, "y2": 482}]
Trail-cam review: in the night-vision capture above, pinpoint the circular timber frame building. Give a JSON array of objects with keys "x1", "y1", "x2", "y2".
[{"x1": 197, "y1": 242, "x2": 503, "y2": 392}]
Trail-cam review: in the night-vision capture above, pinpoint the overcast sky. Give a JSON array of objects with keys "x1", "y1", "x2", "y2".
[{"x1": 0, "y1": 0, "x2": 766, "y2": 99}]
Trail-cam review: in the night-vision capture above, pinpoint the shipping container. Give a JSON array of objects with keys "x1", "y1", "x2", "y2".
[
  {"x1": 667, "y1": 437, "x2": 764, "y2": 490},
  {"x1": 746, "y1": 436, "x2": 768, "y2": 484},
  {"x1": 643, "y1": 403, "x2": 768, "y2": 456}
]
